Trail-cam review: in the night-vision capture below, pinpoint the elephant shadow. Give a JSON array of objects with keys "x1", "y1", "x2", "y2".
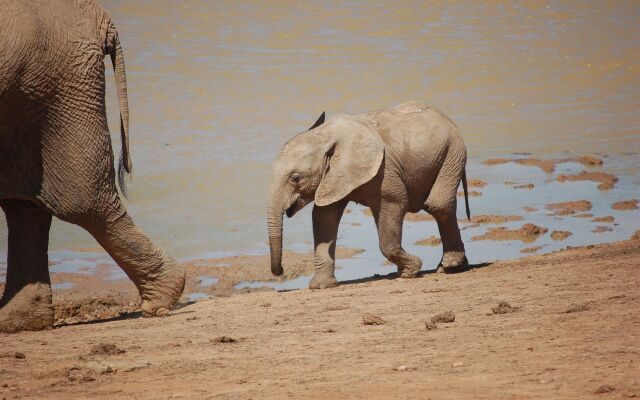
[
  {"x1": 53, "y1": 301, "x2": 197, "y2": 329},
  {"x1": 335, "y1": 261, "x2": 494, "y2": 288}
]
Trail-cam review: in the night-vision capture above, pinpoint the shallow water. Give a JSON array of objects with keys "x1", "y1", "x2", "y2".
[{"x1": 1, "y1": 1, "x2": 639, "y2": 288}]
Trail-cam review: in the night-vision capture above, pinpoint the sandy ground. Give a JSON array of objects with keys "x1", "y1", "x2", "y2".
[{"x1": 1, "y1": 238, "x2": 638, "y2": 399}]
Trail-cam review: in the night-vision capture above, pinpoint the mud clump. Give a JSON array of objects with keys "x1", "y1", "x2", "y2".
[
  {"x1": 415, "y1": 236, "x2": 441, "y2": 247},
  {"x1": 366, "y1": 209, "x2": 434, "y2": 222},
  {"x1": 482, "y1": 158, "x2": 555, "y2": 173},
  {"x1": 546, "y1": 200, "x2": 592, "y2": 216},
  {"x1": 592, "y1": 216, "x2": 614, "y2": 223},
  {"x1": 470, "y1": 214, "x2": 524, "y2": 224},
  {"x1": 520, "y1": 246, "x2": 542, "y2": 254},
  {"x1": 55, "y1": 295, "x2": 140, "y2": 325},
  {"x1": 523, "y1": 206, "x2": 538, "y2": 212},
  {"x1": 211, "y1": 336, "x2": 237, "y2": 344},
  {"x1": 458, "y1": 190, "x2": 482, "y2": 197},
  {"x1": 0, "y1": 351, "x2": 25, "y2": 359},
  {"x1": 574, "y1": 213, "x2": 594, "y2": 218},
  {"x1": 561, "y1": 155, "x2": 603, "y2": 167},
  {"x1": 424, "y1": 320, "x2": 437, "y2": 330},
  {"x1": 472, "y1": 223, "x2": 548, "y2": 243},
  {"x1": 631, "y1": 230, "x2": 640, "y2": 241},
  {"x1": 67, "y1": 367, "x2": 96, "y2": 383},
  {"x1": 490, "y1": 301, "x2": 520, "y2": 315},
  {"x1": 514, "y1": 183, "x2": 534, "y2": 189},
  {"x1": 556, "y1": 171, "x2": 618, "y2": 190},
  {"x1": 404, "y1": 212, "x2": 434, "y2": 222},
  {"x1": 467, "y1": 179, "x2": 487, "y2": 188},
  {"x1": 551, "y1": 230, "x2": 572, "y2": 241},
  {"x1": 431, "y1": 311, "x2": 455, "y2": 324},
  {"x1": 594, "y1": 385, "x2": 615, "y2": 394},
  {"x1": 592, "y1": 226, "x2": 613, "y2": 234},
  {"x1": 611, "y1": 199, "x2": 638, "y2": 210},
  {"x1": 362, "y1": 314, "x2": 386, "y2": 326},
  {"x1": 564, "y1": 302, "x2": 590, "y2": 314},
  {"x1": 89, "y1": 343, "x2": 126, "y2": 356}
]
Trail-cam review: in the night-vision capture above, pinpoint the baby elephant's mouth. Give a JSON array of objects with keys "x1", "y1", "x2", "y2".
[{"x1": 285, "y1": 197, "x2": 305, "y2": 218}]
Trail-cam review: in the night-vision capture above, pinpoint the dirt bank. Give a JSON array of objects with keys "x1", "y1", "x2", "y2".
[{"x1": 2, "y1": 239, "x2": 637, "y2": 399}]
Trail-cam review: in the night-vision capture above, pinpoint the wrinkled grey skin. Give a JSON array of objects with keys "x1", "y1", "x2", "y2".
[
  {"x1": 0, "y1": 0, "x2": 185, "y2": 332},
  {"x1": 268, "y1": 102, "x2": 470, "y2": 289}
]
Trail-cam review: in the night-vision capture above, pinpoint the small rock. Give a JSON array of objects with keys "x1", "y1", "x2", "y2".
[
  {"x1": 362, "y1": 313, "x2": 386, "y2": 326},
  {"x1": 396, "y1": 365, "x2": 408, "y2": 371},
  {"x1": 211, "y1": 336, "x2": 237, "y2": 343},
  {"x1": 595, "y1": 384, "x2": 615, "y2": 394},
  {"x1": 452, "y1": 361, "x2": 464, "y2": 367},
  {"x1": 425, "y1": 321, "x2": 438, "y2": 330},
  {"x1": 431, "y1": 311, "x2": 455, "y2": 324}
]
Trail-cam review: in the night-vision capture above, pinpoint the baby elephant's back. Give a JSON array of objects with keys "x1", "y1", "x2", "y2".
[
  {"x1": 358, "y1": 101, "x2": 465, "y2": 211},
  {"x1": 361, "y1": 101, "x2": 463, "y2": 161}
]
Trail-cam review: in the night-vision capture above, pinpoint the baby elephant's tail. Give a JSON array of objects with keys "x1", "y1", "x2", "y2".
[{"x1": 462, "y1": 168, "x2": 471, "y2": 220}]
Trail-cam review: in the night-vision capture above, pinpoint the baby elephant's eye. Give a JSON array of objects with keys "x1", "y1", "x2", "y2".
[{"x1": 291, "y1": 172, "x2": 301, "y2": 183}]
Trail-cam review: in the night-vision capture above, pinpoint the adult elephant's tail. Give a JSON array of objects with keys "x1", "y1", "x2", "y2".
[{"x1": 106, "y1": 21, "x2": 132, "y2": 197}]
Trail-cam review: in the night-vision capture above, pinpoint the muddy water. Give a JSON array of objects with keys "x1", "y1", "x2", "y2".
[{"x1": 1, "y1": 1, "x2": 639, "y2": 286}]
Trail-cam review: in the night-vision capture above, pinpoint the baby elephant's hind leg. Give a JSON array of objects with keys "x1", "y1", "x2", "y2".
[
  {"x1": 375, "y1": 202, "x2": 422, "y2": 278},
  {"x1": 425, "y1": 184, "x2": 467, "y2": 272}
]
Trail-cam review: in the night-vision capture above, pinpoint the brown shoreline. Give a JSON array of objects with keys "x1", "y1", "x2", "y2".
[{"x1": 1, "y1": 239, "x2": 638, "y2": 399}]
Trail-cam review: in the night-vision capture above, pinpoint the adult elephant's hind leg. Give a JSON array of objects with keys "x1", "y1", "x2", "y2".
[
  {"x1": 0, "y1": 201, "x2": 54, "y2": 333},
  {"x1": 81, "y1": 203, "x2": 185, "y2": 317}
]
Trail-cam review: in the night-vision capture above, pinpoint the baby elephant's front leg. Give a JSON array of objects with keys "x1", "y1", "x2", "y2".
[
  {"x1": 375, "y1": 203, "x2": 422, "y2": 278},
  {"x1": 308, "y1": 201, "x2": 348, "y2": 289}
]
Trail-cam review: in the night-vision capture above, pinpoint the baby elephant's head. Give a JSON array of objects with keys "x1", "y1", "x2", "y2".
[{"x1": 267, "y1": 112, "x2": 384, "y2": 276}]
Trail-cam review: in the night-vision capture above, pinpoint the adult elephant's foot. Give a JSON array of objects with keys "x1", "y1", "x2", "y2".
[
  {"x1": 309, "y1": 273, "x2": 338, "y2": 290},
  {"x1": 0, "y1": 282, "x2": 54, "y2": 333},
  {"x1": 139, "y1": 266, "x2": 186, "y2": 317},
  {"x1": 437, "y1": 251, "x2": 468, "y2": 273}
]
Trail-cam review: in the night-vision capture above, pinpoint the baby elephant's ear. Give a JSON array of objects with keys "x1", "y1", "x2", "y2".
[{"x1": 315, "y1": 120, "x2": 384, "y2": 206}]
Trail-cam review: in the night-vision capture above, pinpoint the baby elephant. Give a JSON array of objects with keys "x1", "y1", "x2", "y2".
[{"x1": 267, "y1": 101, "x2": 470, "y2": 289}]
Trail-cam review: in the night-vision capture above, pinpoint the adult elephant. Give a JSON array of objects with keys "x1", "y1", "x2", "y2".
[
  {"x1": 0, "y1": 0, "x2": 185, "y2": 332},
  {"x1": 267, "y1": 102, "x2": 470, "y2": 289}
]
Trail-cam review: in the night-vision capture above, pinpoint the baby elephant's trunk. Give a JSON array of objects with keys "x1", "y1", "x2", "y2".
[{"x1": 267, "y1": 205, "x2": 284, "y2": 276}]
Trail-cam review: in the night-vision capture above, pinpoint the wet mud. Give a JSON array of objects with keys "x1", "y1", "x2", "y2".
[{"x1": 472, "y1": 223, "x2": 548, "y2": 243}]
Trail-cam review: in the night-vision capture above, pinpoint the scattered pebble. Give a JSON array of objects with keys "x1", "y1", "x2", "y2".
[
  {"x1": 425, "y1": 320, "x2": 438, "y2": 330},
  {"x1": 362, "y1": 313, "x2": 386, "y2": 326},
  {"x1": 396, "y1": 365, "x2": 408, "y2": 371},
  {"x1": 594, "y1": 384, "x2": 615, "y2": 394},
  {"x1": 490, "y1": 301, "x2": 520, "y2": 315},
  {"x1": 564, "y1": 303, "x2": 590, "y2": 313},
  {"x1": 211, "y1": 336, "x2": 237, "y2": 343},
  {"x1": 89, "y1": 343, "x2": 125, "y2": 356},
  {"x1": 431, "y1": 311, "x2": 455, "y2": 324},
  {"x1": 0, "y1": 351, "x2": 26, "y2": 359}
]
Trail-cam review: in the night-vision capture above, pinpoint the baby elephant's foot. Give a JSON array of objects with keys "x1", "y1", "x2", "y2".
[
  {"x1": 397, "y1": 254, "x2": 423, "y2": 278},
  {"x1": 437, "y1": 251, "x2": 468, "y2": 273},
  {"x1": 309, "y1": 274, "x2": 338, "y2": 290},
  {"x1": 140, "y1": 265, "x2": 186, "y2": 317},
  {"x1": 0, "y1": 283, "x2": 54, "y2": 333}
]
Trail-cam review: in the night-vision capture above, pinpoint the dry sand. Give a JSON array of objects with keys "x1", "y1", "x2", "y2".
[{"x1": 1, "y1": 239, "x2": 638, "y2": 399}]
